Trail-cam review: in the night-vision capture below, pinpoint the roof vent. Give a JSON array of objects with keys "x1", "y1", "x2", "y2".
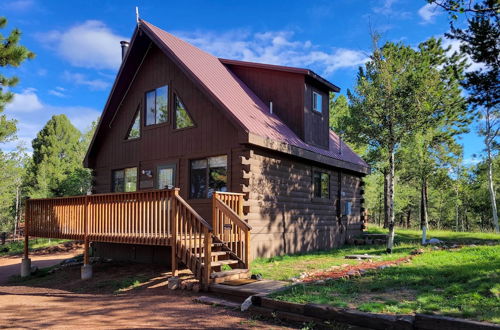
[{"x1": 120, "y1": 41, "x2": 130, "y2": 61}]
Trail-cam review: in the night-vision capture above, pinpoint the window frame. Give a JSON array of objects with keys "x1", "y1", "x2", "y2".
[
  {"x1": 124, "y1": 106, "x2": 142, "y2": 141},
  {"x1": 144, "y1": 85, "x2": 169, "y2": 127},
  {"x1": 111, "y1": 167, "x2": 138, "y2": 192},
  {"x1": 189, "y1": 155, "x2": 228, "y2": 199},
  {"x1": 156, "y1": 163, "x2": 177, "y2": 189},
  {"x1": 313, "y1": 170, "x2": 330, "y2": 200},
  {"x1": 173, "y1": 93, "x2": 196, "y2": 131},
  {"x1": 312, "y1": 91, "x2": 323, "y2": 114}
]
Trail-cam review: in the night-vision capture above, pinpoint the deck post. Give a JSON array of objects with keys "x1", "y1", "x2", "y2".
[
  {"x1": 21, "y1": 199, "x2": 31, "y2": 277},
  {"x1": 203, "y1": 227, "x2": 212, "y2": 291},
  {"x1": 81, "y1": 195, "x2": 92, "y2": 280},
  {"x1": 171, "y1": 189, "x2": 179, "y2": 277}
]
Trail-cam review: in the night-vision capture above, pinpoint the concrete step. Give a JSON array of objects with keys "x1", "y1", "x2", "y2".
[{"x1": 194, "y1": 296, "x2": 241, "y2": 309}]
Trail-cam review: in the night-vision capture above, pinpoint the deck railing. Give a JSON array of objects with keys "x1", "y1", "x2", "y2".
[
  {"x1": 212, "y1": 192, "x2": 252, "y2": 267},
  {"x1": 26, "y1": 190, "x2": 174, "y2": 245},
  {"x1": 24, "y1": 189, "x2": 251, "y2": 285}
]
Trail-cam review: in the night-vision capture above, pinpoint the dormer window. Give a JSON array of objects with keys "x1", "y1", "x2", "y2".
[
  {"x1": 312, "y1": 91, "x2": 323, "y2": 113},
  {"x1": 145, "y1": 85, "x2": 168, "y2": 126}
]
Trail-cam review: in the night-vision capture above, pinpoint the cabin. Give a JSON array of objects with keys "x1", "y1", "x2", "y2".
[{"x1": 22, "y1": 20, "x2": 369, "y2": 286}]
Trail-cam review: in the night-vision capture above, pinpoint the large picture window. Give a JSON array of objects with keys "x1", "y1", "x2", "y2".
[
  {"x1": 313, "y1": 171, "x2": 330, "y2": 199},
  {"x1": 112, "y1": 167, "x2": 137, "y2": 192},
  {"x1": 145, "y1": 85, "x2": 168, "y2": 126},
  {"x1": 190, "y1": 155, "x2": 227, "y2": 198}
]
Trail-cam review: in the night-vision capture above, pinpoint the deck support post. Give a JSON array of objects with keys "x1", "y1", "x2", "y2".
[
  {"x1": 21, "y1": 200, "x2": 31, "y2": 277},
  {"x1": 81, "y1": 195, "x2": 92, "y2": 280},
  {"x1": 171, "y1": 189, "x2": 179, "y2": 277}
]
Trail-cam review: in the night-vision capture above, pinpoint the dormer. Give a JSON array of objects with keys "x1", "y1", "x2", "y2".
[{"x1": 220, "y1": 59, "x2": 339, "y2": 150}]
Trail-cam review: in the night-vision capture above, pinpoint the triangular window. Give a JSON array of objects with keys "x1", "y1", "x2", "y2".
[
  {"x1": 126, "y1": 109, "x2": 141, "y2": 140},
  {"x1": 175, "y1": 95, "x2": 194, "y2": 129}
]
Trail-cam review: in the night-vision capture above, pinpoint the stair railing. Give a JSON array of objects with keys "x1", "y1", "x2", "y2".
[
  {"x1": 171, "y1": 189, "x2": 213, "y2": 287},
  {"x1": 212, "y1": 192, "x2": 252, "y2": 267}
]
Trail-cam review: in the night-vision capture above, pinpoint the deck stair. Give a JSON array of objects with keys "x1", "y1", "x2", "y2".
[{"x1": 171, "y1": 191, "x2": 252, "y2": 288}]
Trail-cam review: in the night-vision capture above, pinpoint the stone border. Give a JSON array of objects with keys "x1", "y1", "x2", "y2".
[{"x1": 249, "y1": 296, "x2": 500, "y2": 330}]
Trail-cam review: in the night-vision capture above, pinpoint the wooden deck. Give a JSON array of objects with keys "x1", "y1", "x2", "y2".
[{"x1": 24, "y1": 189, "x2": 251, "y2": 287}]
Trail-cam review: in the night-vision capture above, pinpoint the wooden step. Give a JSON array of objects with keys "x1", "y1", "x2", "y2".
[
  {"x1": 202, "y1": 259, "x2": 239, "y2": 268},
  {"x1": 193, "y1": 251, "x2": 228, "y2": 258}
]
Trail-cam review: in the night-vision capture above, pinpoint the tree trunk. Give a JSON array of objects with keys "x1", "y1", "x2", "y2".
[
  {"x1": 455, "y1": 184, "x2": 459, "y2": 232},
  {"x1": 487, "y1": 147, "x2": 499, "y2": 232},
  {"x1": 421, "y1": 178, "x2": 429, "y2": 245},
  {"x1": 13, "y1": 185, "x2": 20, "y2": 240},
  {"x1": 383, "y1": 171, "x2": 389, "y2": 228},
  {"x1": 406, "y1": 208, "x2": 411, "y2": 228},
  {"x1": 386, "y1": 148, "x2": 396, "y2": 253}
]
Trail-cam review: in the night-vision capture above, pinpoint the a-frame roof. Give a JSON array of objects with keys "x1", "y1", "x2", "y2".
[{"x1": 84, "y1": 20, "x2": 369, "y2": 174}]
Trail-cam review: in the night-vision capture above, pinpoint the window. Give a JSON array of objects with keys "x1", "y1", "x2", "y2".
[
  {"x1": 312, "y1": 91, "x2": 323, "y2": 113},
  {"x1": 126, "y1": 110, "x2": 141, "y2": 139},
  {"x1": 175, "y1": 95, "x2": 194, "y2": 129},
  {"x1": 112, "y1": 167, "x2": 137, "y2": 192},
  {"x1": 343, "y1": 201, "x2": 352, "y2": 216},
  {"x1": 313, "y1": 172, "x2": 330, "y2": 199},
  {"x1": 157, "y1": 164, "x2": 176, "y2": 189},
  {"x1": 145, "y1": 85, "x2": 168, "y2": 126},
  {"x1": 190, "y1": 155, "x2": 227, "y2": 198}
]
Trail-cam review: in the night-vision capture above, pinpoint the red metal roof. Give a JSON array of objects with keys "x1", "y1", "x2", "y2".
[{"x1": 141, "y1": 21, "x2": 368, "y2": 171}]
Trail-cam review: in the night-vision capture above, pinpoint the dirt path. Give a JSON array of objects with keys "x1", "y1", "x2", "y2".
[
  {"x1": 0, "y1": 251, "x2": 291, "y2": 329},
  {"x1": 0, "y1": 250, "x2": 82, "y2": 284}
]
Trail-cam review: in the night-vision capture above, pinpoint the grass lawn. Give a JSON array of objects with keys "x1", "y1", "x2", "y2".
[
  {"x1": 252, "y1": 228, "x2": 500, "y2": 323},
  {"x1": 0, "y1": 238, "x2": 69, "y2": 256},
  {"x1": 271, "y1": 245, "x2": 500, "y2": 323}
]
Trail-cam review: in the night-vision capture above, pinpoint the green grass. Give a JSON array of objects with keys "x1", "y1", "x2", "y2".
[
  {"x1": 0, "y1": 238, "x2": 69, "y2": 256},
  {"x1": 271, "y1": 245, "x2": 500, "y2": 323},
  {"x1": 251, "y1": 244, "x2": 416, "y2": 281},
  {"x1": 252, "y1": 227, "x2": 499, "y2": 281},
  {"x1": 365, "y1": 226, "x2": 500, "y2": 244}
]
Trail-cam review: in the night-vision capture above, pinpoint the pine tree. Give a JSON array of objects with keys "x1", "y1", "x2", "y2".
[
  {"x1": 27, "y1": 115, "x2": 84, "y2": 198},
  {"x1": 0, "y1": 17, "x2": 35, "y2": 145}
]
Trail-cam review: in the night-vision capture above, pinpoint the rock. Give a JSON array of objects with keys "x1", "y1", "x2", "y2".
[
  {"x1": 168, "y1": 276, "x2": 180, "y2": 290},
  {"x1": 251, "y1": 274, "x2": 263, "y2": 280},
  {"x1": 30, "y1": 265, "x2": 38, "y2": 274},
  {"x1": 347, "y1": 270, "x2": 360, "y2": 277},
  {"x1": 329, "y1": 265, "x2": 341, "y2": 270},
  {"x1": 315, "y1": 280, "x2": 325, "y2": 284},
  {"x1": 341, "y1": 264, "x2": 350, "y2": 268},
  {"x1": 428, "y1": 238, "x2": 443, "y2": 245},
  {"x1": 410, "y1": 248, "x2": 424, "y2": 255},
  {"x1": 377, "y1": 265, "x2": 388, "y2": 270},
  {"x1": 241, "y1": 296, "x2": 253, "y2": 311},
  {"x1": 432, "y1": 246, "x2": 440, "y2": 250}
]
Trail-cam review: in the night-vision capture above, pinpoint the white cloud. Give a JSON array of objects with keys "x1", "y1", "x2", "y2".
[
  {"x1": 6, "y1": 88, "x2": 43, "y2": 112},
  {"x1": 38, "y1": 20, "x2": 126, "y2": 70},
  {"x1": 372, "y1": 0, "x2": 411, "y2": 18},
  {"x1": 1, "y1": 0, "x2": 35, "y2": 11},
  {"x1": 2, "y1": 89, "x2": 99, "y2": 152},
  {"x1": 63, "y1": 71, "x2": 110, "y2": 90},
  {"x1": 176, "y1": 29, "x2": 368, "y2": 76},
  {"x1": 48, "y1": 86, "x2": 69, "y2": 98},
  {"x1": 418, "y1": 3, "x2": 441, "y2": 24},
  {"x1": 441, "y1": 37, "x2": 485, "y2": 72}
]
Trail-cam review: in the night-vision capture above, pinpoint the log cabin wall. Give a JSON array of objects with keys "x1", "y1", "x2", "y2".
[
  {"x1": 90, "y1": 44, "x2": 241, "y2": 220},
  {"x1": 242, "y1": 147, "x2": 363, "y2": 258}
]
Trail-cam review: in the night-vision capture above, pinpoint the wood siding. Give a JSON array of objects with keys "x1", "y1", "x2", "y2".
[
  {"x1": 241, "y1": 148, "x2": 363, "y2": 258},
  {"x1": 90, "y1": 44, "x2": 241, "y2": 220},
  {"x1": 223, "y1": 64, "x2": 306, "y2": 140},
  {"x1": 304, "y1": 83, "x2": 330, "y2": 149}
]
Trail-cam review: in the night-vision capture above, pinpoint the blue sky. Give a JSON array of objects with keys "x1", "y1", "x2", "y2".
[{"x1": 1, "y1": 0, "x2": 484, "y2": 164}]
